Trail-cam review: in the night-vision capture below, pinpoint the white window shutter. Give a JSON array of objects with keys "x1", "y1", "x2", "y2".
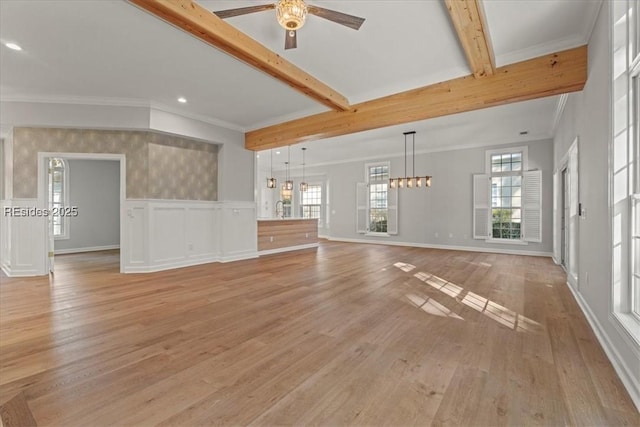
[
  {"x1": 387, "y1": 185, "x2": 398, "y2": 235},
  {"x1": 473, "y1": 174, "x2": 490, "y2": 239},
  {"x1": 523, "y1": 170, "x2": 542, "y2": 242},
  {"x1": 356, "y1": 182, "x2": 367, "y2": 233}
]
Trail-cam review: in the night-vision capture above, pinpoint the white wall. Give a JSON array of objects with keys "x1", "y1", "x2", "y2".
[
  {"x1": 298, "y1": 139, "x2": 553, "y2": 256},
  {"x1": 553, "y1": 2, "x2": 640, "y2": 409},
  {"x1": 55, "y1": 159, "x2": 120, "y2": 253},
  {"x1": 218, "y1": 137, "x2": 255, "y2": 202}
]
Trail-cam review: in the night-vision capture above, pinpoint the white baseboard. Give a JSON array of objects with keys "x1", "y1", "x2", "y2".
[
  {"x1": 1, "y1": 265, "x2": 41, "y2": 277},
  {"x1": 565, "y1": 282, "x2": 640, "y2": 412},
  {"x1": 124, "y1": 255, "x2": 220, "y2": 273},
  {"x1": 327, "y1": 237, "x2": 553, "y2": 257},
  {"x1": 219, "y1": 252, "x2": 259, "y2": 263},
  {"x1": 258, "y1": 243, "x2": 319, "y2": 257},
  {"x1": 55, "y1": 245, "x2": 120, "y2": 255}
]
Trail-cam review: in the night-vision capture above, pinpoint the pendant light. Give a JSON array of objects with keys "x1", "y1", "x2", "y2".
[
  {"x1": 389, "y1": 131, "x2": 432, "y2": 189},
  {"x1": 285, "y1": 146, "x2": 294, "y2": 190},
  {"x1": 267, "y1": 149, "x2": 277, "y2": 189},
  {"x1": 300, "y1": 147, "x2": 308, "y2": 192}
]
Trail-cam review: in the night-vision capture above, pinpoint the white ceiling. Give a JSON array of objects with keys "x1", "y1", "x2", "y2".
[{"x1": 1, "y1": 0, "x2": 601, "y2": 163}]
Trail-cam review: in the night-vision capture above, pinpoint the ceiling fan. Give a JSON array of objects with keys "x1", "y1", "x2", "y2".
[{"x1": 213, "y1": 0, "x2": 365, "y2": 50}]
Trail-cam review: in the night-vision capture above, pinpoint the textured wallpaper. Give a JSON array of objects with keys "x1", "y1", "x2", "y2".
[
  {"x1": 148, "y1": 133, "x2": 217, "y2": 200},
  {"x1": 12, "y1": 128, "x2": 218, "y2": 200}
]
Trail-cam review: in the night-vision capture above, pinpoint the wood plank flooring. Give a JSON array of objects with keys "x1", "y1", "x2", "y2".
[{"x1": 0, "y1": 242, "x2": 638, "y2": 426}]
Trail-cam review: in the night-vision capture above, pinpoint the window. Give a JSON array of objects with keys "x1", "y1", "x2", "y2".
[
  {"x1": 368, "y1": 164, "x2": 389, "y2": 233},
  {"x1": 490, "y1": 153, "x2": 523, "y2": 239},
  {"x1": 48, "y1": 158, "x2": 69, "y2": 239},
  {"x1": 368, "y1": 169, "x2": 388, "y2": 232},
  {"x1": 356, "y1": 162, "x2": 398, "y2": 235},
  {"x1": 300, "y1": 184, "x2": 321, "y2": 221},
  {"x1": 473, "y1": 147, "x2": 541, "y2": 243},
  {"x1": 611, "y1": 0, "x2": 640, "y2": 338}
]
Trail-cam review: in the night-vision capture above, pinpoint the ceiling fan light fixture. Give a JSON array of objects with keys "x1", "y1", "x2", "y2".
[{"x1": 276, "y1": 0, "x2": 308, "y2": 30}]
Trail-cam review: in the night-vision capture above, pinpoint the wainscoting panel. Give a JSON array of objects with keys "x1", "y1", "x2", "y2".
[
  {"x1": 122, "y1": 200, "x2": 256, "y2": 273},
  {"x1": 124, "y1": 202, "x2": 147, "y2": 270},
  {"x1": 0, "y1": 200, "x2": 11, "y2": 271},
  {"x1": 220, "y1": 202, "x2": 258, "y2": 262},
  {"x1": 187, "y1": 206, "x2": 220, "y2": 260},
  {"x1": 1, "y1": 199, "x2": 46, "y2": 276},
  {"x1": 4, "y1": 199, "x2": 256, "y2": 276},
  {"x1": 150, "y1": 206, "x2": 186, "y2": 264}
]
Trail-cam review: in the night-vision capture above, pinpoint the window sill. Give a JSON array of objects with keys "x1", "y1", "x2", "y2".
[
  {"x1": 484, "y1": 238, "x2": 528, "y2": 246},
  {"x1": 366, "y1": 232, "x2": 391, "y2": 237},
  {"x1": 612, "y1": 311, "x2": 640, "y2": 348},
  {"x1": 54, "y1": 235, "x2": 70, "y2": 241}
]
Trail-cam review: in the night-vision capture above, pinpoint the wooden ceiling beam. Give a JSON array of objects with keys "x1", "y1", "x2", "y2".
[
  {"x1": 128, "y1": 0, "x2": 350, "y2": 111},
  {"x1": 445, "y1": 0, "x2": 495, "y2": 78},
  {"x1": 245, "y1": 45, "x2": 587, "y2": 151}
]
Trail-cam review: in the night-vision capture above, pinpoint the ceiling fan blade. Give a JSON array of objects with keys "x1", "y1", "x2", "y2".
[
  {"x1": 213, "y1": 4, "x2": 275, "y2": 19},
  {"x1": 285, "y1": 30, "x2": 297, "y2": 50},
  {"x1": 307, "y1": 5, "x2": 365, "y2": 30}
]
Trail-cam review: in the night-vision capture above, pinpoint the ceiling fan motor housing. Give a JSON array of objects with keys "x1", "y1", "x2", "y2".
[{"x1": 276, "y1": 0, "x2": 308, "y2": 30}]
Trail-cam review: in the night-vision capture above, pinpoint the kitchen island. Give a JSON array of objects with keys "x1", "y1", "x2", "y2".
[{"x1": 257, "y1": 218, "x2": 319, "y2": 255}]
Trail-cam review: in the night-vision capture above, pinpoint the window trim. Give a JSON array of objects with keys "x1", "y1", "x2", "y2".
[
  {"x1": 364, "y1": 161, "x2": 391, "y2": 236},
  {"x1": 50, "y1": 157, "x2": 70, "y2": 240},
  {"x1": 300, "y1": 182, "x2": 323, "y2": 225},
  {"x1": 485, "y1": 146, "x2": 529, "y2": 244},
  {"x1": 610, "y1": 0, "x2": 640, "y2": 345}
]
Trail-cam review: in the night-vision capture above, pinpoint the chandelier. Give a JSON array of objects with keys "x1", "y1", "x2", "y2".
[
  {"x1": 389, "y1": 131, "x2": 432, "y2": 189},
  {"x1": 276, "y1": 0, "x2": 308, "y2": 30}
]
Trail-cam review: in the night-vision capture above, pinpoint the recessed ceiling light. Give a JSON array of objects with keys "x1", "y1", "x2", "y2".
[
  {"x1": 177, "y1": 97, "x2": 187, "y2": 103},
  {"x1": 276, "y1": 151, "x2": 281, "y2": 155},
  {"x1": 5, "y1": 42, "x2": 22, "y2": 51}
]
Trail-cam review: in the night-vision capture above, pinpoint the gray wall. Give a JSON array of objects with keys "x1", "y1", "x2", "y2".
[
  {"x1": 300, "y1": 139, "x2": 553, "y2": 255},
  {"x1": 55, "y1": 159, "x2": 120, "y2": 252},
  {"x1": 554, "y1": 3, "x2": 640, "y2": 404}
]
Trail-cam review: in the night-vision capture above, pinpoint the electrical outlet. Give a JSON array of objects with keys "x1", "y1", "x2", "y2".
[
  {"x1": 305, "y1": 233, "x2": 309, "y2": 238},
  {"x1": 449, "y1": 233, "x2": 453, "y2": 238},
  {"x1": 270, "y1": 236, "x2": 274, "y2": 242},
  {"x1": 435, "y1": 232, "x2": 439, "y2": 238}
]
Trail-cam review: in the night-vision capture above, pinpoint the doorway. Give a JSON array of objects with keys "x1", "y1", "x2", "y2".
[
  {"x1": 554, "y1": 138, "x2": 579, "y2": 288},
  {"x1": 38, "y1": 153, "x2": 126, "y2": 274}
]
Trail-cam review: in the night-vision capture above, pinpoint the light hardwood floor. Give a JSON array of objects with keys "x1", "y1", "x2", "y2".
[{"x1": 0, "y1": 242, "x2": 638, "y2": 426}]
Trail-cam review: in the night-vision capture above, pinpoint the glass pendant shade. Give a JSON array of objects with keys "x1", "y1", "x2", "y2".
[
  {"x1": 398, "y1": 178, "x2": 405, "y2": 188},
  {"x1": 285, "y1": 180, "x2": 294, "y2": 190},
  {"x1": 276, "y1": 0, "x2": 308, "y2": 30},
  {"x1": 389, "y1": 178, "x2": 397, "y2": 189},
  {"x1": 425, "y1": 176, "x2": 432, "y2": 187},
  {"x1": 407, "y1": 177, "x2": 414, "y2": 188},
  {"x1": 300, "y1": 182, "x2": 308, "y2": 192},
  {"x1": 416, "y1": 177, "x2": 423, "y2": 187}
]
